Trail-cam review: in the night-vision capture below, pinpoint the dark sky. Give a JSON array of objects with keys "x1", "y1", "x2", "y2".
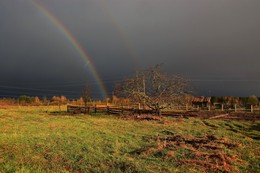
[{"x1": 0, "y1": 0, "x2": 260, "y2": 99}]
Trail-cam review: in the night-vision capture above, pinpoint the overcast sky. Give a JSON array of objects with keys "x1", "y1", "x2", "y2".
[{"x1": 0, "y1": 0, "x2": 260, "y2": 98}]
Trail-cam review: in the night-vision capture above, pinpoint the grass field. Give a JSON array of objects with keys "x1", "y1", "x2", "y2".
[{"x1": 0, "y1": 106, "x2": 259, "y2": 173}]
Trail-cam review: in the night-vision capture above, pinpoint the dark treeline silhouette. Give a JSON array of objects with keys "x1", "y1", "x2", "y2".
[
  {"x1": 211, "y1": 95, "x2": 260, "y2": 107},
  {"x1": 0, "y1": 95, "x2": 102, "y2": 106}
]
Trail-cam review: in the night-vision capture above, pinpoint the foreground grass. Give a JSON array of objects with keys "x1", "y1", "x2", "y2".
[{"x1": 0, "y1": 106, "x2": 259, "y2": 172}]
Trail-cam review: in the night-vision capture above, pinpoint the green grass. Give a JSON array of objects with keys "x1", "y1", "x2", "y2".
[{"x1": 0, "y1": 106, "x2": 259, "y2": 172}]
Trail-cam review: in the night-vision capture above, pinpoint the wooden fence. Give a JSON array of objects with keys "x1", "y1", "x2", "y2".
[
  {"x1": 67, "y1": 104, "x2": 260, "y2": 115},
  {"x1": 67, "y1": 105, "x2": 154, "y2": 115}
]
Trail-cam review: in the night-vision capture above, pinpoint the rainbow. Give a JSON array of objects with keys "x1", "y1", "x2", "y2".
[
  {"x1": 31, "y1": 0, "x2": 108, "y2": 99},
  {"x1": 98, "y1": 0, "x2": 139, "y2": 68}
]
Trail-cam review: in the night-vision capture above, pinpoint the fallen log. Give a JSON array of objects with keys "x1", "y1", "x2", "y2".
[{"x1": 209, "y1": 113, "x2": 229, "y2": 119}]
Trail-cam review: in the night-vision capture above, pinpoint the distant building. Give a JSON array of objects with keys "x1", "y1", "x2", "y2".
[{"x1": 192, "y1": 96, "x2": 211, "y2": 108}]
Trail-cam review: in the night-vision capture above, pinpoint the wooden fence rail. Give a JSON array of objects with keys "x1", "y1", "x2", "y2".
[{"x1": 67, "y1": 104, "x2": 260, "y2": 115}]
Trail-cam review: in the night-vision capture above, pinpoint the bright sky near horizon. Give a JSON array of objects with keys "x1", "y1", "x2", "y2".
[{"x1": 0, "y1": 0, "x2": 259, "y2": 98}]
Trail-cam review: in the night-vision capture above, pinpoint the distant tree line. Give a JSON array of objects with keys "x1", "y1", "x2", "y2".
[
  {"x1": 0, "y1": 95, "x2": 100, "y2": 106},
  {"x1": 211, "y1": 95, "x2": 260, "y2": 107}
]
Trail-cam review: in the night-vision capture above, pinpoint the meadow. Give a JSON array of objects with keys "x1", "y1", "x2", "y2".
[{"x1": 0, "y1": 106, "x2": 259, "y2": 173}]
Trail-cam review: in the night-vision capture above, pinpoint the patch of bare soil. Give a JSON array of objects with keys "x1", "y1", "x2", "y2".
[
  {"x1": 132, "y1": 133, "x2": 245, "y2": 172},
  {"x1": 121, "y1": 111, "x2": 260, "y2": 123},
  {"x1": 120, "y1": 114, "x2": 163, "y2": 121},
  {"x1": 48, "y1": 111, "x2": 74, "y2": 116},
  {"x1": 222, "y1": 112, "x2": 260, "y2": 121},
  {"x1": 163, "y1": 111, "x2": 260, "y2": 121}
]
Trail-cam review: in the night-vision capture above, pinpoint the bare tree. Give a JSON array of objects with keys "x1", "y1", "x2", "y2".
[
  {"x1": 82, "y1": 83, "x2": 92, "y2": 108},
  {"x1": 115, "y1": 64, "x2": 190, "y2": 115}
]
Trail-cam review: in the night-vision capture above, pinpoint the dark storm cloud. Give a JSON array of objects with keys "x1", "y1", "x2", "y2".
[{"x1": 0, "y1": 0, "x2": 259, "y2": 98}]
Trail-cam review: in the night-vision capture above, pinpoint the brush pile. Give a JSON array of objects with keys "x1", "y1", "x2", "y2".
[{"x1": 132, "y1": 131, "x2": 245, "y2": 172}]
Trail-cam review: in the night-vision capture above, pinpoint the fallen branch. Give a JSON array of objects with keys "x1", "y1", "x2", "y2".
[{"x1": 209, "y1": 113, "x2": 229, "y2": 119}]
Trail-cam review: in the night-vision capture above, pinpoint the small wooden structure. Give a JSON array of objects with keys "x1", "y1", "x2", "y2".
[{"x1": 192, "y1": 96, "x2": 211, "y2": 108}]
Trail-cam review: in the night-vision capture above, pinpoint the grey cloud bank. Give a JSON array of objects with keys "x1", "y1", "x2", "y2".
[{"x1": 0, "y1": 0, "x2": 259, "y2": 98}]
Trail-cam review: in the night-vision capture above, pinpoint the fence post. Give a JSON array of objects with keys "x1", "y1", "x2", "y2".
[
  {"x1": 121, "y1": 105, "x2": 124, "y2": 114},
  {"x1": 94, "y1": 104, "x2": 97, "y2": 114},
  {"x1": 234, "y1": 104, "x2": 237, "y2": 112},
  {"x1": 138, "y1": 103, "x2": 141, "y2": 115},
  {"x1": 88, "y1": 107, "x2": 90, "y2": 114},
  {"x1": 251, "y1": 105, "x2": 253, "y2": 113},
  {"x1": 208, "y1": 105, "x2": 211, "y2": 111},
  {"x1": 67, "y1": 105, "x2": 70, "y2": 113},
  {"x1": 86, "y1": 106, "x2": 88, "y2": 114},
  {"x1": 221, "y1": 104, "x2": 224, "y2": 111},
  {"x1": 106, "y1": 106, "x2": 110, "y2": 114}
]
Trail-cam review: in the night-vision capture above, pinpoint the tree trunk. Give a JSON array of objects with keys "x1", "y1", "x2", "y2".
[
  {"x1": 155, "y1": 103, "x2": 161, "y2": 116},
  {"x1": 158, "y1": 108, "x2": 161, "y2": 116}
]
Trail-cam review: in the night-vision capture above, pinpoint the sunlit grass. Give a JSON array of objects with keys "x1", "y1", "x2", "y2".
[{"x1": 0, "y1": 106, "x2": 259, "y2": 172}]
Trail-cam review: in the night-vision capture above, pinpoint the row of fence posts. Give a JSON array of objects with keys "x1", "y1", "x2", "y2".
[
  {"x1": 68, "y1": 103, "x2": 257, "y2": 114},
  {"x1": 206, "y1": 104, "x2": 255, "y2": 113},
  {"x1": 171, "y1": 104, "x2": 256, "y2": 113},
  {"x1": 104, "y1": 104, "x2": 257, "y2": 114}
]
